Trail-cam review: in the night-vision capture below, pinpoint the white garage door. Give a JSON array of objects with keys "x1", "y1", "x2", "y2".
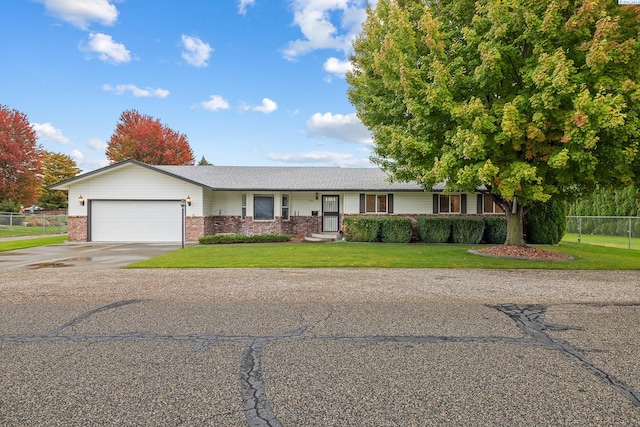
[{"x1": 91, "y1": 200, "x2": 183, "y2": 242}]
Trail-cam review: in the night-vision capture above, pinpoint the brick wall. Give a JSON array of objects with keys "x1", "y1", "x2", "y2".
[
  {"x1": 67, "y1": 216, "x2": 87, "y2": 241},
  {"x1": 185, "y1": 216, "x2": 205, "y2": 242}
]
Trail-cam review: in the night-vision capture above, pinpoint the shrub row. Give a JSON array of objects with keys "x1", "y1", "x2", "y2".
[
  {"x1": 199, "y1": 233, "x2": 291, "y2": 244},
  {"x1": 418, "y1": 216, "x2": 489, "y2": 244},
  {"x1": 343, "y1": 216, "x2": 507, "y2": 244},
  {"x1": 343, "y1": 216, "x2": 413, "y2": 243}
]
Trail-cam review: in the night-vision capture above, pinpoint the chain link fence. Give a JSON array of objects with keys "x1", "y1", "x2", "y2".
[
  {"x1": 0, "y1": 212, "x2": 68, "y2": 238},
  {"x1": 565, "y1": 216, "x2": 640, "y2": 250}
]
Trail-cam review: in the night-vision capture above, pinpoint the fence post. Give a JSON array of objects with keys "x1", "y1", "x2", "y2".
[
  {"x1": 9, "y1": 212, "x2": 13, "y2": 238},
  {"x1": 629, "y1": 218, "x2": 632, "y2": 250},
  {"x1": 578, "y1": 217, "x2": 582, "y2": 243}
]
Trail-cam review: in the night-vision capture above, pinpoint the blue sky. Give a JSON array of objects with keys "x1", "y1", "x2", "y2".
[{"x1": 1, "y1": 0, "x2": 375, "y2": 172}]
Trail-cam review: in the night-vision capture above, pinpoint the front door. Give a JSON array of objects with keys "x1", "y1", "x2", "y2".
[{"x1": 322, "y1": 195, "x2": 340, "y2": 232}]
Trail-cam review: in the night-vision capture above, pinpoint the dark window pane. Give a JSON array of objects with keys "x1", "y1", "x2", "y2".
[{"x1": 254, "y1": 195, "x2": 274, "y2": 220}]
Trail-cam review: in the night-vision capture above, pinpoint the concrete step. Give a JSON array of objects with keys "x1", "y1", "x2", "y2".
[{"x1": 304, "y1": 233, "x2": 340, "y2": 243}]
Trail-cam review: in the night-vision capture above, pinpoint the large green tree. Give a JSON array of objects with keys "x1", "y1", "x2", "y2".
[
  {"x1": 38, "y1": 152, "x2": 81, "y2": 209},
  {"x1": 348, "y1": 0, "x2": 640, "y2": 245}
]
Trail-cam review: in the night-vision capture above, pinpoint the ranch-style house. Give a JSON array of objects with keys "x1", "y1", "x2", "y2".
[{"x1": 50, "y1": 159, "x2": 504, "y2": 242}]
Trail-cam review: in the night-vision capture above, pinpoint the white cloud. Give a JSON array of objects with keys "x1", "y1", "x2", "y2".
[
  {"x1": 69, "y1": 149, "x2": 84, "y2": 161},
  {"x1": 181, "y1": 35, "x2": 213, "y2": 67},
  {"x1": 282, "y1": 0, "x2": 368, "y2": 60},
  {"x1": 200, "y1": 95, "x2": 230, "y2": 111},
  {"x1": 69, "y1": 149, "x2": 110, "y2": 171},
  {"x1": 238, "y1": 0, "x2": 255, "y2": 15},
  {"x1": 253, "y1": 98, "x2": 278, "y2": 114},
  {"x1": 324, "y1": 56, "x2": 353, "y2": 77},
  {"x1": 306, "y1": 112, "x2": 372, "y2": 144},
  {"x1": 41, "y1": 0, "x2": 118, "y2": 29},
  {"x1": 103, "y1": 84, "x2": 170, "y2": 98},
  {"x1": 265, "y1": 150, "x2": 371, "y2": 167},
  {"x1": 32, "y1": 122, "x2": 71, "y2": 144},
  {"x1": 85, "y1": 32, "x2": 131, "y2": 64},
  {"x1": 86, "y1": 138, "x2": 107, "y2": 150}
]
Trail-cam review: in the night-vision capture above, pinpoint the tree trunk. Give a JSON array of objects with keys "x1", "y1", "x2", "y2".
[{"x1": 504, "y1": 204, "x2": 526, "y2": 246}]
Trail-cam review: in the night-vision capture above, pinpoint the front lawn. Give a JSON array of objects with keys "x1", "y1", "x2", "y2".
[
  {"x1": 127, "y1": 241, "x2": 640, "y2": 270},
  {"x1": 0, "y1": 236, "x2": 68, "y2": 252}
]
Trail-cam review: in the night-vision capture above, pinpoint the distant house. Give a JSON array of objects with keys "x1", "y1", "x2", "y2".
[{"x1": 50, "y1": 159, "x2": 503, "y2": 242}]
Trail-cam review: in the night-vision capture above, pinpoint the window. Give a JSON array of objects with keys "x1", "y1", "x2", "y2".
[
  {"x1": 241, "y1": 194, "x2": 247, "y2": 219},
  {"x1": 281, "y1": 194, "x2": 289, "y2": 220},
  {"x1": 363, "y1": 194, "x2": 388, "y2": 213},
  {"x1": 483, "y1": 194, "x2": 504, "y2": 214},
  {"x1": 439, "y1": 194, "x2": 461, "y2": 214},
  {"x1": 254, "y1": 195, "x2": 274, "y2": 220}
]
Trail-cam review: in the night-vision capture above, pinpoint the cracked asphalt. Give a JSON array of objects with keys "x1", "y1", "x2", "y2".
[{"x1": 1, "y1": 268, "x2": 640, "y2": 426}]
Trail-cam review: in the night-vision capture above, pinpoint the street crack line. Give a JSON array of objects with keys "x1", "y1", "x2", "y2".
[
  {"x1": 241, "y1": 339, "x2": 282, "y2": 427},
  {"x1": 492, "y1": 304, "x2": 640, "y2": 407},
  {"x1": 49, "y1": 299, "x2": 146, "y2": 335}
]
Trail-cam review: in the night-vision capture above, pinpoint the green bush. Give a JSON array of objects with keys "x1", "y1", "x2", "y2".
[
  {"x1": 483, "y1": 216, "x2": 507, "y2": 244},
  {"x1": 418, "y1": 217, "x2": 451, "y2": 243},
  {"x1": 0, "y1": 199, "x2": 20, "y2": 213},
  {"x1": 343, "y1": 217, "x2": 380, "y2": 242},
  {"x1": 450, "y1": 217, "x2": 485, "y2": 244},
  {"x1": 379, "y1": 217, "x2": 412, "y2": 243},
  {"x1": 525, "y1": 198, "x2": 566, "y2": 244},
  {"x1": 199, "y1": 233, "x2": 291, "y2": 244}
]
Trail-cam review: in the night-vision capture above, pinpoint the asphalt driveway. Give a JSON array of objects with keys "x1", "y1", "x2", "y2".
[{"x1": 0, "y1": 241, "x2": 182, "y2": 269}]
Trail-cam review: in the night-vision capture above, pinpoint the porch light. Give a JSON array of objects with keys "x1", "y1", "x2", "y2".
[
  {"x1": 186, "y1": 196, "x2": 192, "y2": 206},
  {"x1": 315, "y1": 192, "x2": 319, "y2": 200},
  {"x1": 78, "y1": 195, "x2": 85, "y2": 206}
]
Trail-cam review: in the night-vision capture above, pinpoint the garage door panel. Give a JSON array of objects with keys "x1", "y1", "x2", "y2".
[{"x1": 91, "y1": 200, "x2": 182, "y2": 242}]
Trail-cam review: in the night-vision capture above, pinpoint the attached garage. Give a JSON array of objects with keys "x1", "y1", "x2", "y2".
[{"x1": 89, "y1": 200, "x2": 184, "y2": 242}]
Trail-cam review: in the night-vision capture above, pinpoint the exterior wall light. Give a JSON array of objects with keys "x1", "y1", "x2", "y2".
[
  {"x1": 186, "y1": 196, "x2": 192, "y2": 206},
  {"x1": 315, "y1": 192, "x2": 319, "y2": 200},
  {"x1": 78, "y1": 195, "x2": 85, "y2": 206}
]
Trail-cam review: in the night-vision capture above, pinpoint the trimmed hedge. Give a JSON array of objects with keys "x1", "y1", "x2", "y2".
[
  {"x1": 343, "y1": 216, "x2": 380, "y2": 242},
  {"x1": 450, "y1": 217, "x2": 485, "y2": 244},
  {"x1": 199, "y1": 233, "x2": 291, "y2": 244},
  {"x1": 525, "y1": 198, "x2": 566, "y2": 244},
  {"x1": 379, "y1": 217, "x2": 412, "y2": 243},
  {"x1": 483, "y1": 216, "x2": 507, "y2": 244},
  {"x1": 418, "y1": 216, "x2": 451, "y2": 243}
]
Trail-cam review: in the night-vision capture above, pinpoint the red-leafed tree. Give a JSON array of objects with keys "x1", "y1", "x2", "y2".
[
  {"x1": 106, "y1": 109, "x2": 195, "y2": 165},
  {"x1": 0, "y1": 105, "x2": 44, "y2": 208}
]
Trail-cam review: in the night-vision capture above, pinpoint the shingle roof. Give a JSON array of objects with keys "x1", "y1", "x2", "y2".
[{"x1": 154, "y1": 165, "x2": 425, "y2": 191}]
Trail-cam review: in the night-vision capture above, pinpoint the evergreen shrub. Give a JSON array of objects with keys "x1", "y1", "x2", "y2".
[
  {"x1": 450, "y1": 217, "x2": 485, "y2": 244},
  {"x1": 379, "y1": 217, "x2": 412, "y2": 243},
  {"x1": 418, "y1": 216, "x2": 451, "y2": 243},
  {"x1": 343, "y1": 217, "x2": 380, "y2": 242},
  {"x1": 483, "y1": 216, "x2": 507, "y2": 244},
  {"x1": 199, "y1": 233, "x2": 291, "y2": 244},
  {"x1": 525, "y1": 198, "x2": 566, "y2": 244}
]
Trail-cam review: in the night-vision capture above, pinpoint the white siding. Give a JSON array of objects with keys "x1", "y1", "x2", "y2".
[{"x1": 67, "y1": 163, "x2": 203, "y2": 217}]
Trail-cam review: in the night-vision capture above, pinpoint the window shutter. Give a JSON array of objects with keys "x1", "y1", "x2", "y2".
[
  {"x1": 359, "y1": 193, "x2": 365, "y2": 213},
  {"x1": 461, "y1": 194, "x2": 467, "y2": 214},
  {"x1": 387, "y1": 194, "x2": 394, "y2": 213},
  {"x1": 477, "y1": 194, "x2": 483, "y2": 214},
  {"x1": 433, "y1": 194, "x2": 439, "y2": 214}
]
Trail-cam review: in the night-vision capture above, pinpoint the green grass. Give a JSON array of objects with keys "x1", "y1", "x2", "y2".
[
  {"x1": 0, "y1": 235, "x2": 68, "y2": 252},
  {"x1": 0, "y1": 225, "x2": 68, "y2": 238},
  {"x1": 127, "y1": 241, "x2": 640, "y2": 270},
  {"x1": 562, "y1": 233, "x2": 640, "y2": 251}
]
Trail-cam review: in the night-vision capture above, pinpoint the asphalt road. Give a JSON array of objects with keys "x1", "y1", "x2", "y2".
[{"x1": 1, "y1": 267, "x2": 640, "y2": 426}]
